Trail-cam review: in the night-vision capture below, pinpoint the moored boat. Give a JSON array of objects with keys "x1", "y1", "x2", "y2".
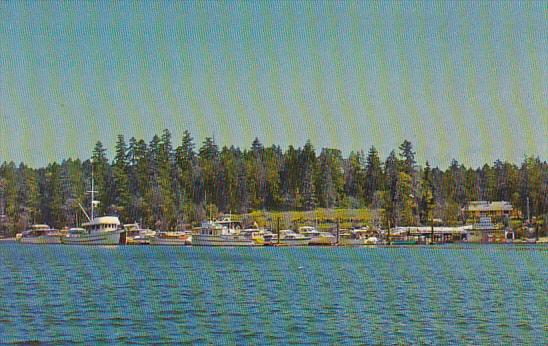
[
  {"x1": 192, "y1": 217, "x2": 256, "y2": 246},
  {"x1": 275, "y1": 229, "x2": 311, "y2": 246},
  {"x1": 240, "y1": 228, "x2": 270, "y2": 245},
  {"x1": 391, "y1": 239, "x2": 417, "y2": 245},
  {"x1": 125, "y1": 223, "x2": 157, "y2": 245},
  {"x1": 299, "y1": 226, "x2": 336, "y2": 245},
  {"x1": 61, "y1": 164, "x2": 123, "y2": 246},
  {"x1": 338, "y1": 231, "x2": 366, "y2": 246},
  {"x1": 62, "y1": 217, "x2": 123, "y2": 245},
  {"x1": 149, "y1": 231, "x2": 190, "y2": 245},
  {"x1": 19, "y1": 224, "x2": 63, "y2": 244}
]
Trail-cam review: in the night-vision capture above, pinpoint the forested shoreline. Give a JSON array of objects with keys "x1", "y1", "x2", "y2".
[{"x1": 0, "y1": 129, "x2": 546, "y2": 233}]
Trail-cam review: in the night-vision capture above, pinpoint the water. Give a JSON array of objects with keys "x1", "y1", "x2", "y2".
[{"x1": 0, "y1": 243, "x2": 546, "y2": 345}]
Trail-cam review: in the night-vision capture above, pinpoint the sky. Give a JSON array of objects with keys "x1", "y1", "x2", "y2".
[{"x1": 0, "y1": 1, "x2": 546, "y2": 168}]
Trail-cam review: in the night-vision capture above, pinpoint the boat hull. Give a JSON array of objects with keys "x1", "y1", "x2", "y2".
[
  {"x1": 61, "y1": 230, "x2": 123, "y2": 245},
  {"x1": 149, "y1": 238, "x2": 189, "y2": 246},
  {"x1": 192, "y1": 234, "x2": 255, "y2": 246},
  {"x1": 20, "y1": 236, "x2": 62, "y2": 244},
  {"x1": 276, "y1": 239, "x2": 310, "y2": 246},
  {"x1": 338, "y1": 238, "x2": 366, "y2": 246},
  {"x1": 309, "y1": 237, "x2": 336, "y2": 246},
  {"x1": 391, "y1": 240, "x2": 417, "y2": 245}
]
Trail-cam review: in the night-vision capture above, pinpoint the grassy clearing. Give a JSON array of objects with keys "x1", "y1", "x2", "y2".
[{"x1": 232, "y1": 208, "x2": 375, "y2": 230}]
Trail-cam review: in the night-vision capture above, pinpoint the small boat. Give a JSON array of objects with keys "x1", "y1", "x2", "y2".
[
  {"x1": 19, "y1": 224, "x2": 63, "y2": 244},
  {"x1": 365, "y1": 236, "x2": 379, "y2": 245},
  {"x1": 240, "y1": 228, "x2": 270, "y2": 245},
  {"x1": 299, "y1": 226, "x2": 336, "y2": 245},
  {"x1": 391, "y1": 239, "x2": 417, "y2": 245},
  {"x1": 338, "y1": 231, "x2": 366, "y2": 246},
  {"x1": 192, "y1": 217, "x2": 256, "y2": 246},
  {"x1": 125, "y1": 223, "x2": 157, "y2": 245},
  {"x1": 274, "y1": 229, "x2": 311, "y2": 246},
  {"x1": 149, "y1": 231, "x2": 190, "y2": 246}
]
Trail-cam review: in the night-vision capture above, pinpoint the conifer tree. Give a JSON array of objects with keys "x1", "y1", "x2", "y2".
[
  {"x1": 113, "y1": 135, "x2": 131, "y2": 221},
  {"x1": 365, "y1": 146, "x2": 383, "y2": 204},
  {"x1": 91, "y1": 141, "x2": 111, "y2": 215}
]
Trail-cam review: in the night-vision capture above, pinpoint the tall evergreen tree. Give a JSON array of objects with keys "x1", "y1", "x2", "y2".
[
  {"x1": 91, "y1": 141, "x2": 111, "y2": 215},
  {"x1": 399, "y1": 139, "x2": 416, "y2": 175},
  {"x1": 113, "y1": 135, "x2": 131, "y2": 221},
  {"x1": 299, "y1": 140, "x2": 317, "y2": 210},
  {"x1": 365, "y1": 146, "x2": 383, "y2": 204}
]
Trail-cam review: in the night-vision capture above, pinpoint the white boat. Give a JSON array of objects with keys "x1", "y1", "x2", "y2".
[
  {"x1": 192, "y1": 217, "x2": 256, "y2": 246},
  {"x1": 62, "y1": 217, "x2": 123, "y2": 245},
  {"x1": 19, "y1": 224, "x2": 63, "y2": 244},
  {"x1": 149, "y1": 231, "x2": 191, "y2": 246},
  {"x1": 274, "y1": 229, "x2": 311, "y2": 246},
  {"x1": 61, "y1": 165, "x2": 123, "y2": 246},
  {"x1": 299, "y1": 226, "x2": 336, "y2": 245}
]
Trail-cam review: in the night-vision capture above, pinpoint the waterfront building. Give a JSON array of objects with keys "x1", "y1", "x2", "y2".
[{"x1": 462, "y1": 201, "x2": 520, "y2": 222}]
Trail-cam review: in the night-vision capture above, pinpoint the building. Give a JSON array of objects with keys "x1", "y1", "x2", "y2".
[{"x1": 462, "y1": 201, "x2": 520, "y2": 222}]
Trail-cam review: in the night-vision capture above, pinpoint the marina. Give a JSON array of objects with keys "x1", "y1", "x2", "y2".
[{"x1": 11, "y1": 213, "x2": 545, "y2": 247}]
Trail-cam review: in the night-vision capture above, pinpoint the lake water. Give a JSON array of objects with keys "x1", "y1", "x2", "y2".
[{"x1": 0, "y1": 243, "x2": 546, "y2": 345}]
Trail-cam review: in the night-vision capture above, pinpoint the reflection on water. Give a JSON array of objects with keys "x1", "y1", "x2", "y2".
[{"x1": 0, "y1": 244, "x2": 546, "y2": 344}]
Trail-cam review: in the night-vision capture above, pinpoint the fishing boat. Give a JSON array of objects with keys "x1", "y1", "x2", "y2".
[
  {"x1": 61, "y1": 164, "x2": 123, "y2": 245},
  {"x1": 19, "y1": 224, "x2": 63, "y2": 244},
  {"x1": 192, "y1": 217, "x2": 255, "y2": 246},
  {"x1": 62, "y1": 216, "x2": 123, "y2": 245},
  {"x1": 299, "y1": 226, "x2": 336, "y2": 245},
  {"x1": 149, "y1": 231, "x2": 190, "y2": 245}
]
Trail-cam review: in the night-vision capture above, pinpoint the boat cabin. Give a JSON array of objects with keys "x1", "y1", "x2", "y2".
[{"x1": 82, "y1": 216, "x2": 121, "y2": 232}]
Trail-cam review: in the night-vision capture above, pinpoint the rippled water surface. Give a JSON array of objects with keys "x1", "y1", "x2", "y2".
[{"x1": 0, "y1": 243, "x2": 546, "y2": 344}]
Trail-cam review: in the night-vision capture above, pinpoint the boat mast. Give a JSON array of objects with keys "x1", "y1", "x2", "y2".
[{"x1": 88, "y1": 158, "x2": 97, "y2": 221}]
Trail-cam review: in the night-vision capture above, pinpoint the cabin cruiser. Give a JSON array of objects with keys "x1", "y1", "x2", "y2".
[
  {"x1": 18, "y1": 224, "x2": 63, "y2": 244},
  {"x1": 275, "y1": 229, "x2": 311, "y2": 246},
  {"x1": 240, "y1": 228, "x2": 270, "y2": 245},
  {"x1": 149, "y1": 231, "x2": 191, "y2": 245},
  {"x1": 124, "y1": 224, "x2": 157, "y2": 245},
  {"x1": 298, "y1": 226, "x2": 336, "y2": 245},
  {"x1": 192, "y1": 217, "x2": 255, "y2": 246}
]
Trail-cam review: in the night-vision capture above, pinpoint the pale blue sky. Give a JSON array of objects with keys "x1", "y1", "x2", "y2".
[{"x1": 0, "y1": 1, "x2": 546, "y2": 167}]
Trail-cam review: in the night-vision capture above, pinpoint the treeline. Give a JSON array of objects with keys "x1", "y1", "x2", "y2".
[{"x1": 0, "y1": 129, "x2": 546, "y2": 232}]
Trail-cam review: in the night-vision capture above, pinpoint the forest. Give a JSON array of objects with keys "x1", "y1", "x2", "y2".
[{"x1": 0, "y1": 129, "x2": 546, "y2": 233}]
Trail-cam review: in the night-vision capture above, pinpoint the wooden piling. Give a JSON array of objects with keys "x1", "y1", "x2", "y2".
[
  {"x1": 336, "y1": 218, "x2": 340, "y2": 245},
  {"x1": 277, "y1": 217, "x2": 280, "y2": 245}
]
